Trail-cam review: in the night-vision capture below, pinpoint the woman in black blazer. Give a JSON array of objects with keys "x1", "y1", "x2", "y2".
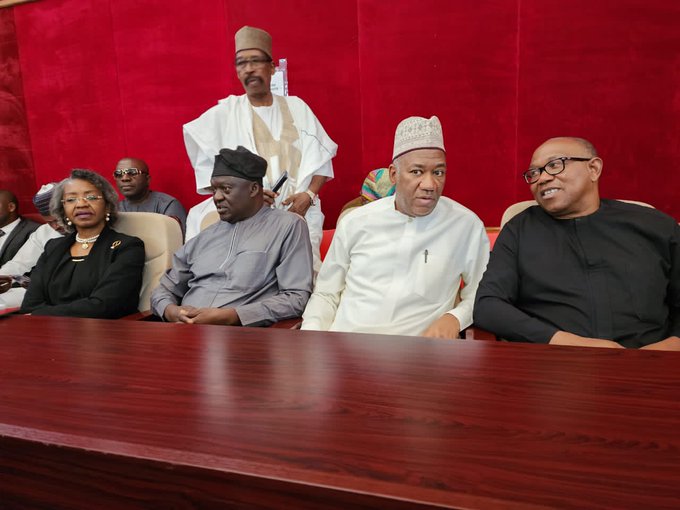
[{"x1": 20, "y1": 169, "x2": 145, "y2": 318}]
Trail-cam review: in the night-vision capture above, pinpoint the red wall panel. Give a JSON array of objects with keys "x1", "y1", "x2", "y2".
[
  {"x1": 357, "y1": 0, "x2": 519, "y2": 225},
  {"x1": 4, "y1": 0, "x2": 680, "y2": 225},
  {"x1": 517, "y1": 0, "x2": 680, "y2": 217},
  {"x1": 0, "y1": 8, "x2": 35, "y2": 212},
  {"x1": 107, "y1": 0, "x2": 230, "y2": 208},
  {"x1": 13, "y1": 0, "x2": 126, "y2": 189},
  {"x1": 10, "y1": 0, "x2": 362, "y2": 227}
]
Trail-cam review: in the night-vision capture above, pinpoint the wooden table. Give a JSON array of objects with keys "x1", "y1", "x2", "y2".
[{"x1": 1, "y1": 315, "x2": 679, "y2": 509}]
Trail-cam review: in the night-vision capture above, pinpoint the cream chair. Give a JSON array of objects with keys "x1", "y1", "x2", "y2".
[
  {"x1": 618, "y1": 199, "x2": 654, "y2": 209},
  {"x1": 115, "y1": 212, "x2": 183, "y2": 311},
  {"x1": 500, "y1": 199, "x2": 654, "y2": 228},
  {"x1": 500, "y1": 200, "x2": 537, "y2": 228},
  {"x1": 200, "y1": 211, "x2": 220, "y2": 231}
]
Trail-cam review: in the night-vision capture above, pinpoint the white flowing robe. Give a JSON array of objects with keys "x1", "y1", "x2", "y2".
[
  {"x1": 301, "y1": 196, "x2": 490, "y2": 336},
  {"x1": 183, "y1": 94, "x2": 337, "y2": 272}
]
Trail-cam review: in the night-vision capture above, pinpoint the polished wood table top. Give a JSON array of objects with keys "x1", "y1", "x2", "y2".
[{"x1": 1, "y1": 315, "x2": 680, "y2": 509}]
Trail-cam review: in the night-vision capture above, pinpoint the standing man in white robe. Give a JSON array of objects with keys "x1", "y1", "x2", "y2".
[
  {"x1": 301, "y1": 116, "x2": 489, "y2": 338},
  {"x1": 183, "y1": 26, "x2": 337, "y2": 273}
]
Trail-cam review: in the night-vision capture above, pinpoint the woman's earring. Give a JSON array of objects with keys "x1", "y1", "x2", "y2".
[
  {"x1": 66, "y1": 218, "x2": 72, "y2": 226},
  {"x1": 106, "y1": 212, "x2": 111, "y2": 222}
]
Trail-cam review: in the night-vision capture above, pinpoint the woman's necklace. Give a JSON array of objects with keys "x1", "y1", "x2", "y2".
[{"x1": 75, "y1": 233, "x2": 100, "y2": 250}]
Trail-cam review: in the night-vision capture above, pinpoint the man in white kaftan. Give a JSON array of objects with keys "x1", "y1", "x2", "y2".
[
  {"x1": 183, "y1": 26, "x2": 337, "y2": 273},
  {"x1": 301, "y1": 116, "x2": 489, "y2": 339}
]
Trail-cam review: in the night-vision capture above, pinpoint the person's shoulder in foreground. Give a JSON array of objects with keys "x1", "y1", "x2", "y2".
[{"x1": 474, "y1": 136, "x2": 680, "y2": 351}]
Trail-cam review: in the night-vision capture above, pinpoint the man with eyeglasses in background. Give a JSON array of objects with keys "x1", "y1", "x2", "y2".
[
  {"x1": 114, "y1": 157, "x2": 187, "y2": 237},
  {"x1": 183, "y1": 26, "x2": 337, "y2": 274},
  {"x1": 474, "y1": 137, "x2": 680, "y2": 350}
]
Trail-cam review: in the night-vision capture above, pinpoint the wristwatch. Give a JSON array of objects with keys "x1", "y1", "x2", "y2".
[{"x1": 304, "y1": 189, "x2": 317, "y2": 205}]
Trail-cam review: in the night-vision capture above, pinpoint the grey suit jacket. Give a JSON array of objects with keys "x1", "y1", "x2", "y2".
[{"x1": 0, "y1": 217, "x2": 40, "y2": 267}]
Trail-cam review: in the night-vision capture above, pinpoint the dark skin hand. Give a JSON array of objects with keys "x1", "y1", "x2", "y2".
[
  {"x1": 0, "y1": 275, "x2": 11, "y2": 294},
  {"x1": 262, "y1": 189, "x2": 313, "y2": 216},
  {"x1": 264, "y1": 175, "x2": 328, "y2": 216},
  {"x1": 163, "y1": 304, "x2": 241, "y2": 325}
]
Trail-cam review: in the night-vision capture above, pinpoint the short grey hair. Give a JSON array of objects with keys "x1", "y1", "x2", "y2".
[
  {"x1": 572, "y1": 137, "x2": 599, "y2": 158},
  {"x1": 50, "y1": 169, "x2": 120, "y2": 233}
]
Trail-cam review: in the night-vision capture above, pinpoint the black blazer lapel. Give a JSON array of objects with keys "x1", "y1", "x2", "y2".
[{"x1": 0, "y1": 218, "x2": 39, "y2": 266}]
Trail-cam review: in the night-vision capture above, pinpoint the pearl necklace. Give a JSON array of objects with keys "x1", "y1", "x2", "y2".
[{"x1": 75, "y1": 233, "x2": 100, "y2": 250}]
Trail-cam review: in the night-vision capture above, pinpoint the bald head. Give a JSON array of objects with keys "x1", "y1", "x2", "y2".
[
  {"x1": 0, "y1": 190, "x2": 17, "y2": 203},
  {"x1": 117, "y1": 157, "x2": 148, "y2": 173},
  {"x1": 114, "y1": 157, "x2": 151, "y2": 202},
  {"x1": 0, "y1": 190, "x2": 19, "y2": 228},
  {"x1": 537, "y1": 137, "x2": 598, "y2": 158}
]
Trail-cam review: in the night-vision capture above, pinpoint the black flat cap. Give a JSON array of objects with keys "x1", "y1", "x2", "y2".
[{"x1": 212, "y1": 146, "x2": 267, "y2": 183}]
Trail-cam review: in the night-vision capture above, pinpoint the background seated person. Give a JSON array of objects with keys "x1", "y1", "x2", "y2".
[
  {"x1": 114, "y1": 157, "x2": 187, "y2": 237},
  {"x1": 0, "y1": 183, "x2": 65, "y2": 308},
  {"x1": 0, "y1": 189, "x2": 40, "y2": 267},
  {"x1": 150, "y1": 146, "x2": 313, "y2": 326},
  {"x1": 20, "y1": 169, "x2": 145, "y2": 318},
  {"x1": 474, "y1": 137, "x2": 680, "y2": 350},
  {"x1": 301, "y1": 116, "x2": 489, "y2": 338},
  {"x1": 337, "y1": 167, "x2": 396, "y2": 224}
]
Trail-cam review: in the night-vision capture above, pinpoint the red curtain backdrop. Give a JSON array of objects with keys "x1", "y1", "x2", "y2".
[
  {"x1": 0, "y1": 7, "x2": 35, "y2": 210},
  {"x1": 1, "y1": 0, "x2": 679, "y2": 225}
]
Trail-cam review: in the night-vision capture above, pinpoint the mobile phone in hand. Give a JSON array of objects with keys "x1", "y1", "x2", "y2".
[{"x1": 272, "y1": 171, "x2": 288, "y2": 193}]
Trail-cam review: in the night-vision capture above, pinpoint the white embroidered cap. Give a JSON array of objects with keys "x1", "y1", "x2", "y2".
[{"x1": 392, "y1": 115, "x2": 445, "y2": 161}]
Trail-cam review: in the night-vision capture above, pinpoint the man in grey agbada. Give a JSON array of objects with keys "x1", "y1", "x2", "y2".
[{"x1": 151, "y1": 146, "x2": 313, "y2": 326}]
